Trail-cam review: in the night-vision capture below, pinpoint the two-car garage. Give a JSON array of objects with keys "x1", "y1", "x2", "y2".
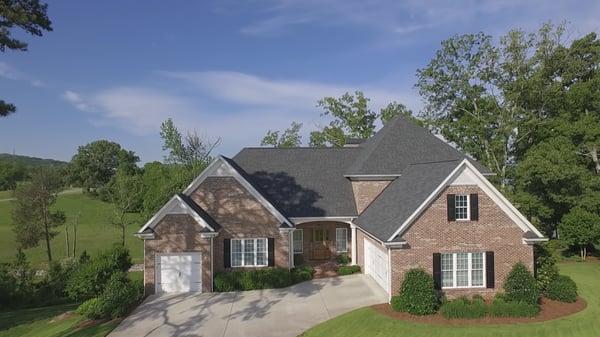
[
  {"x1": 155, "y1": 253, "x2": 203, "y2": 293},
  {"x1": 363, "y1": 238, "x2": 390, "y2": 295}
]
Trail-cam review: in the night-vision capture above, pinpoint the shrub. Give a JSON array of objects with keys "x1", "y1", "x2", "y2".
[
  {"x1": 534, "y1": 245, "x2": 559, "y2": 293},
  {"x1": 440, "y1": 296, "x2": 487, "y2": 319},
  {"x1": 66, "y1": 245, "x2": 132, "y2": 301},
  {"x1": 77, "y1": 298, "x2": 105, "y2": 320},
  {"x1": 336, "y1": 254, "x2": 351, "y2": 265},
  {"x1": 504, "y1": 262, "x2": 539, "y2": 304},
  {"x1": 0, "y1": 264, "x2": 16, "y2": 309},
  {"x1": 214, "y1": 270, "x2": 241, "y2": 292},
  {"x1": 337, "y1": 265, "x2": 361, "y2": 275},
  {"x1": 546, "y1": 275, "x2": 578, "y2": 303},
  {"x1": 391, "y1": 268, "x2": 438, "y2": 315},
  {"x1": 542, "y1": 239, "x2": 569, "y2": 261},
  {"x1": 291, "y1": 265, "x2": 314, "y2": 283},
  {"x1": 489, "y1": 296, "x2": 539, "y2": 317}
]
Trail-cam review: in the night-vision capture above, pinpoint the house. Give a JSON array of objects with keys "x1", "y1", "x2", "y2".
[{"x1": 135, "y1": 116, "x2": 546, "y2": 299}]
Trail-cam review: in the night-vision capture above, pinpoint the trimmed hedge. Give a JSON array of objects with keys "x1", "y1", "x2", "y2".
[
  {"x1": 489, "y1": 296, "x2": 540, "y2": 318},
  {"x1": 214, "y1": 267, "x2": 314, "y2": 292},
  {"x1": 76, "y1": 272, "x2": 143, "y2": 320},
  {"x1": 546, "y1": 275, "x2": 578, "y2": 303},
  {"x1": 391, "y1": 268, "x2": 438, "y2": 315},
  {"x1": 337, "y1": 265, "x2": 360, "y2": 276},
  {"x1": 504, "y1": 262, "x2": 539, "y2": 304},
  {"x1": 336, "y1": 254, "x2": 351, "y2": 265},
  {"x1": 440, "y1": 296, "x2": 487, "y2": 319}
]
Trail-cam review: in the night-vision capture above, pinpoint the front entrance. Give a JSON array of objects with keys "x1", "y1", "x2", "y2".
[{"x1": 293, "y1": 221, "x2": 351, "y2": 265}]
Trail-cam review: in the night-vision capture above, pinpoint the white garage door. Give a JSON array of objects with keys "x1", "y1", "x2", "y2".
[
  {"x1": 156, "y1": 253, "x2": 202, "y2": 293},
  {"x1": 364, "y1": 238, "x2": 389, "y2": 294}
]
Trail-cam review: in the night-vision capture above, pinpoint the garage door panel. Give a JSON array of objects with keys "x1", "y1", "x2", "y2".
[
  {"x1": 364, "y1": 238, "x2": 389, "y2": 294},
  {"x1": 156, "y1": 253, "x2": 202, "y2": 293}
]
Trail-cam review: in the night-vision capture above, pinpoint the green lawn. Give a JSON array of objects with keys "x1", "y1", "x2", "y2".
[
  {"x1": 301, "y1": 262, "x2": 600, "y2": 337},
  {"x1": 0, "y1": 304, "x2": 120, "y2": 337},
  {"x1": 0, "y1": 191, "x2": 143, "y2": 268}
]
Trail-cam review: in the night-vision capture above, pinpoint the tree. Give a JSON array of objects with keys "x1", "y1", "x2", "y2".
[
  {"x1": 309, "y1": 91, "x2": 416, "y2": 147},
  {"x1": 160, "y1": 118, "x2": 220, "y2": 169},
  {"x1": 11, "y1": 166, "x2": 65, "y2": 263},
  {"x1": 380, "y1": 101, "x2": 416, "y2": 125},
  {"x1": 69, "y1": 140, "x2": 139, "y2": 193},
  {"x1": 559, "y1": 207, "x2": 600, "y2": 260},
  {"x1": 105, "y1": 169, "x2": 143, "y2": 246},
  {"x1": 140, "y1": 161, "x2": 192, "y2": 218},
  {"x1": 416, "y1": 24, "x2": 565, "y2": 190},
  {"x1": 0, "y1": 0, "x2": 53, "y2": 117},
  {"x1": 261, "y1": 122, "x2": 303, "y2": 147},
  {"x1": 0, "y1": 160, "x2": 26, "y2": 190}
]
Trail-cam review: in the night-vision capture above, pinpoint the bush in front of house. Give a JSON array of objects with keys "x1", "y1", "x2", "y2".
[
  {"x1": 546, "y1": 275, "x2": 578, "y2": 303},
  {"x1": 291, "y1": 265, "x2": 314, "y2": 283},
  {"x1": 214, "y1": 267, "x2": 315, "y2": 292},
  {"x1": 337, "y1": 265, "x2": 360, "y2": 276},
  {"x1": 440, "y1": 295, "x2": 487, "y2": 319},
  {"x1": 66, "y1": 245, "x2": 132, "y2": 301},
  {"x1": 336, "y1": 254, "x2": 351, "y2": 265},
  {"x1": 504, "y1": 262, "x2": 539, "y2": 305},
  {"x1": 534, "y1": 244, "x2": 560, "y2": 293},
  {"x1": 391, "y1": 268, "x2": 439, "y2": 315},
  {"x1": 488, "y1": 295, "x2": 540, "y2": 317},
  {"x1": 76, "y1": 272, "x2": 144, "y2": 320}
]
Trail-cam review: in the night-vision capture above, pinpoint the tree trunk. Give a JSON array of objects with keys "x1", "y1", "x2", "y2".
[
  {"x1": 65, "y1": 224, "x2": 70, "y2": 258},
  {"x1": 42, "y1": 203, "x2": 52, "y2": 263},
  {"x1": 122, "y1": 225, "x2": 125, "y2": 247},
  {"x1": 73, "y1": 221, "x2": 77, "y2": 257},
  {"x1": 581, "y1": 245, "x2": 587, "y2": 260},
  {"x1": 590, "y1": 146, "x2": 600, "y2": 175}
]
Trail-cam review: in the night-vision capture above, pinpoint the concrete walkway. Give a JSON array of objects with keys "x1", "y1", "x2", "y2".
[{"x1": 109, "y1": 274, "x2": 387, "y2": 337}]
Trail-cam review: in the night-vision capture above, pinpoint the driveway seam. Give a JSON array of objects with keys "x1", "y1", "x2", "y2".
[
  {"x1": 316, "y1": 282, "x2": 332, "y2": 319},
  {"x1": 222, "y1": 292, "x2": 237, "y2": 337}
]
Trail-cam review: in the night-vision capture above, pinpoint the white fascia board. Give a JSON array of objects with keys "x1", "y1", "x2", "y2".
[
  {"x1": 386, "y1": 159, "x2": 545, "y2": 242},
  {"x1": 183, "y1": 155, "x2": 293, "y2": 227},
  {"x1": 136, "y1": 194, "x2": 214, "y2": 235},
  {"x1": 290, "y1": 216, "x2": 356, "y2": 225}
]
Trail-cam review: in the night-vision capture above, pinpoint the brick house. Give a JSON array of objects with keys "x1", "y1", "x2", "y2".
[{"x1": 136, "y1": 116, "x2": 546, "y2": 299}]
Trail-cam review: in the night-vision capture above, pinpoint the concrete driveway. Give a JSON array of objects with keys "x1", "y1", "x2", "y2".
[{"x1": 109, "y1": 274, "x2": 387, "y2": 337}]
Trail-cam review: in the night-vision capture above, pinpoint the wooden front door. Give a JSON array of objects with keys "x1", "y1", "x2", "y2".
[{"x1": 311, "y1": 228, "x2": 331, "y2": 260}]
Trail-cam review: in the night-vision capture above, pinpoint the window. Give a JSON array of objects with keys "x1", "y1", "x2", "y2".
[
  {"x1": 336, "y1": 228, "x2": 348, "y2": 252},
  {"x1": 440, "y1": 252, "x2": 485, "y2": 288},
  {"x1": 293, "y1": 230, "x2": 303, "y2": 254},
  {"x1": 313, "y1": 229, "x2": 328, "y2": 242},
  {"x1": 455, "y1": 194, "x2": 469, "y2": 220},
  {"x1": 231, "y1": 238, "x2": 268, "y2": 267}
]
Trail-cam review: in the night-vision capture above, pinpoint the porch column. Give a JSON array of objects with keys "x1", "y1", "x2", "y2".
[{"x1": 350, "y1": 223, "x2": 357, "y2": 265}]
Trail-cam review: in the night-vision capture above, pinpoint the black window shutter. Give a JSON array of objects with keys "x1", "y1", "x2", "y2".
[
  {"x1": 224, "y1": 239, "x2": 231, "y2": 268},
  {"x1": 486, "y1": 251, "x2": 495, "y2": 288},
  {"x1": 432, "y1": 253, "x2": 442, "y2": 290},
  {"x1": 268, "y1": 238, "x2": 275, "y2": 267},
  {"x1": 470, "y1": 194, "x2": 479, "y2": 221},
  {"x1": 447, "y1": 194, "x2": 456, "y2": 221}
]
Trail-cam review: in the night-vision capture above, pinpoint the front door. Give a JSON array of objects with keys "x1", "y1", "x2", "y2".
[{"x1": 312, "y1": 229, "x2": 330, "y2": 260}]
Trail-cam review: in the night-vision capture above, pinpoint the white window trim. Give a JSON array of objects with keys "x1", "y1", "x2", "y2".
[
  {"x1": 336, "y1": 228, "x2": 348, "y2": 253},
  {"x1": 231, "y1": 238, "x2": 268, "y2": 268},
  {"x1": 293, "y1": 229, "x2": 303, "y2": 254},
  {"x1": 441, "y1": 252, "x2": 486, "y2": 289},
  {"x1": 455, "y1": 194, "x2": 470, "y2": 221}
]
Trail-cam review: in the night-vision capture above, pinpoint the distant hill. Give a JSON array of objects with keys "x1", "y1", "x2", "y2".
[{"x1": 0, "y1": 153, "x2": 68, "y2": 167}]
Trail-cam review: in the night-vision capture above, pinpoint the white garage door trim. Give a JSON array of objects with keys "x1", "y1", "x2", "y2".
[
  {"x1": 364, "y1": 238, "x2": 390, "y2": 294},
  {"x1": 155, "y1": 252, "x2": 202, "y2": 294}
]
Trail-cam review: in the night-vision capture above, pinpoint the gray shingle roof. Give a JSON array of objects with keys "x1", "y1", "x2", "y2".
[
  {"x1": 354, "y1": 159, "x2": 462, "y2": 241},
  {"x1": 233, "y1": 148, "x2": 360, "y2": 217},
  {"x1": 177, "y1": 193, "x2": 221, "y2": 232},
  {"x1": 346, "y1": 115, "x2": 490, "y2": 176}
]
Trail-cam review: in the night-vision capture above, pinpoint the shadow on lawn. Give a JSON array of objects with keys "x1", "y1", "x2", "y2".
[{"x1": 0, "y1": 303, "x2": 78, "y2": 331}]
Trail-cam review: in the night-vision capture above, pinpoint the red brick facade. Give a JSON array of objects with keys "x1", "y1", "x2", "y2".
[
  {"x1": 191, "y1": 176, "x2": 291, "y2": 273},
  {"x1": 388, "y1": 185, "x2": 533, "y2": 298},
  {"x1": 144, "y1": 214, "x2": 213, "y2": 295},
  {"x1": 351, "y1": 180, "x2": 391, "y2": 214}
]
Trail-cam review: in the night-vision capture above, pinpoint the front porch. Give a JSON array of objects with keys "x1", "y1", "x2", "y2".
[{"x1": 292, "y1": 221, "x2": 354, "y2": 266}]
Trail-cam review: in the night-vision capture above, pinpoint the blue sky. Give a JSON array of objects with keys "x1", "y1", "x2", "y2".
[{"x1": 1, "y1": 0, "x2": 598, "y2": 163}]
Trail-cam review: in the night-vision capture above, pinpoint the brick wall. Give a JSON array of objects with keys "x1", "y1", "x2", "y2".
[
  {"x1": 351, "y1": 180, "x2": 391, "y2": 214},
  {"x1": 389, "y1": 185, "x2": 533, "y2": 298},
  {"x1": 144, "y1": 214, "x2": 213, "y2": 295},
  {"x1": 191, "y1": 176, "x2": 291, "y2": 272}
]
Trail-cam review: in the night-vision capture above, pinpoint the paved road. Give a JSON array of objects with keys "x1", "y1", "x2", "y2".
[{"x1": 109, "y1": 274, "x2": 387, "y2": 337}]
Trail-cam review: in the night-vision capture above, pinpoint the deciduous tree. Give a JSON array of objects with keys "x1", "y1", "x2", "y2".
[{"x1": 261, "y1": 122, "x2": 302, "y2": 147}]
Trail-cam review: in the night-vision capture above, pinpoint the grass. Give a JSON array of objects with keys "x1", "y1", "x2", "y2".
[
  {"x1": 0, "y1": 190, "x2": 143, "y2": 268},
  {"x1": 301, "y1": 262, "x2": 600, "y2": 337},
  {"x1": 0, "y1": 304, "x2": 120, "y2": 337}
]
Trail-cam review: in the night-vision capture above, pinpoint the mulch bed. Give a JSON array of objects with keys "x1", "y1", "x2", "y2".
[{"x1": 372, "y1": 297, "x2": 587, "y2": 325}]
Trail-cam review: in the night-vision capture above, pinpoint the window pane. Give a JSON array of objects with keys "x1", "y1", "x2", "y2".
[
  {"x1": 471, "y1": 252, "x2": 484, "y2": 286},
  {"x1": 231, "y1": 240, "x2": 242, "y2": 267},
  {"x1": 336, "y1": 228, "x2": 347, "y2": 252},
  {"x1": 293, "y1": 230, "x2": 303, "y2": 253},
  {"x1": 456, "y1": 270, "x2": 469, "y2": 287},
  {"x1": 441, "y1": 253, "x2": 453, "y2": 288},
  {"x1": 243, "y1": 239, "x2": 255, "y2": 266},
  {"x1": 455, "y1": 195, "x2": 469, "y2": 220},
  {"x1": 456, "y1": 253, "x2": 469, "y2": 270},
  {"x1": 471, "y1": 252, "x2": 483, "y2": 270},
  {"x1": 472, "y1": 270, "x2": 484, "y2": 286}
]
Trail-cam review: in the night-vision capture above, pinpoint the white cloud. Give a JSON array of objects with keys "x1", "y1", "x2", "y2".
[{"x1": 0, "y1": 61, "x2": 46, "y2": 87}]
